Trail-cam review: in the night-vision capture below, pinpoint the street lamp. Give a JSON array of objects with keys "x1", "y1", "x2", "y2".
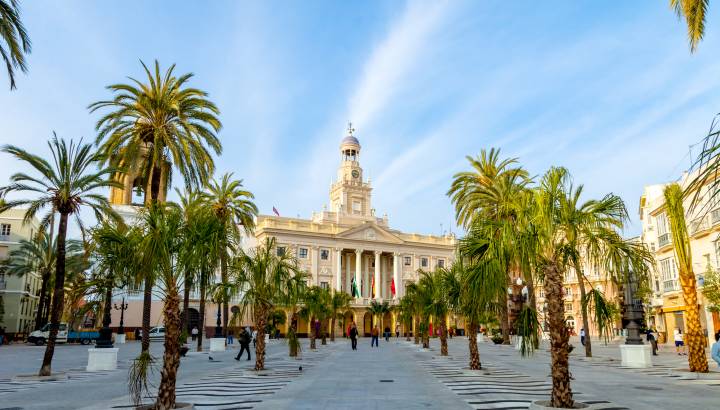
[
  {"x1": 623, "y1": 270, "x2": 644, "y2": 345},
  {"x1": 113, "y1": 297, "x2": 128, "y2": 335},
  {"x1": 96, "y1": 285, "x2": 114, "y2": 348}
]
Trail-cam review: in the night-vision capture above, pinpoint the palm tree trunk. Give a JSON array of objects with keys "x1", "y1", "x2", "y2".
[
  {"x1": 39, "y1": 212, "x2": 68, "y2": 377},
  {"x1": 679, "y1": 270, "x2": 709, "y2": 372},
  {"x1": 546, "y1": 262, "x2": 574, "y2": 408},
  {"x1": 155, "y1": 287, "x2": 181, "y2": 410},
  {"x1": 330, "y1": 316, "x2": 336, "y2": 342},
  {"x1": 468, "y1": 322, "x2": 481, "y2": 370},
  {"x1": 575, "y1": 265, "x2": 593, "y2": 358},
  {"x1": 526, "y1": 279, "x2": 539, "y2": 349},
  {"x1": 254, "y1": 307, "x2": 268, "y2": 370},
  {"x1": 141, "y1": 276, "x2": 153, "y2": 353},
  {"x1": 422, "y1": 317, "x2": 430, "y2": 349},
  {"x1": 289, "y1": 312, "x2": 298, "y2": 357},
  {"x1": 414, "y1": 316, "x2": 420, "y2": 344},
  {"x1": 181, "y1": 269, "x2": 191, "y2": 334},
  {"x1": 197, "y1": 276, "x2": 206, "y2": 352},
  {"x1": 500, "y1": 288, "x2": 511, "y2": 345},
  {"x1": 439, "y1": 321, "x2": 448, "y2": 356},
  {"x1": 220, "y1": 242, "x2": 228, "y2": 339},
  {"x1": 321, "y1": 319, "x2": 328, "y2": 345},
  {"x1": 310, "y1": 317, "x2": 317, "y2": 349},
  {"x1": 34, "y1": 269, "x2": 50, "y2": 330},
  {"x1": 405, "y1": 322, "x2": 410, "y2": 341}
]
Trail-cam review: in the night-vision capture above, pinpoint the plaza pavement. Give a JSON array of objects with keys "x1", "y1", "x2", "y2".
[{"x1": 0, "y1": 335, "x2": 718, "y2": 409}]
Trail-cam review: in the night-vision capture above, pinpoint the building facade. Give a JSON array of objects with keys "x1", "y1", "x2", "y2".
[
  {"x1": 639, "y1": 174, "x2": 720, "y2": 346},
  {"x1": 246, "y1": 133, "x2": 457, "y2": 336},
  {"x1": 0, "y1": 208, "x2": 41, "y2": 336}
]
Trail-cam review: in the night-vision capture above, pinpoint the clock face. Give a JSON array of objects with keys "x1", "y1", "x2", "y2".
[{"x1": 351, "y1": 170, "x2": 359, "y2": 178}]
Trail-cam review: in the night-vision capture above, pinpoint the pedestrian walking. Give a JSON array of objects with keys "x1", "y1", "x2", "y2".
[
  {"x1": 580, "y1": 328, "x2": 586, "y2": 346},
  {"x1": 349, "y1": 322, "x2": 358, "y2": 350},
  {"x1": 371, "y1": 325, "x2": 380, "y2": 347},
  {"x1": 251, "y1": 327, "x2": 257, "y2": 347},
  {"x1": 395, "y1": 324, "x2": 400, "y2": 338},
  {"x1": 191, "y1": 326, "x2": 198, "y2": 342},
  {"x1": 227, "y1": 329, "x2": 234, "y2": 345},
  {"x1": 0, "y1": 326, "x2": 5, "y2": 346},
  {"x1": 646, "y1": 328, "x2": 658, "y2": 356},
  {"x1": 383, "y1": 326, "x2": 390, "y2": 342},
  {"x1": 712, "y1": 331, "x2": 720, "y2": 367},
  {"x1": 674, "y1": 328, "x2": 686, "y2": 355},
  {"x1": 235, "y1": 328, "x2": 252, "y2": 361}
]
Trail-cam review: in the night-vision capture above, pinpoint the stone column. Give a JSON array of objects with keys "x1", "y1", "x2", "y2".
[
  {"x1": 346, "y1": 253, "x2": 352, "y2": 294},
  {"x1": 355, "y1": 249, "x2": 363, "y2": 299},
  {"x1": 393, "y1": 253, "x2": 399, "y2": 300},
  {"x1": 334, "y1": 248, "x2": 342, "y2": 291},
  {"x1": 374, "y1": 251, "x2": 381, "y2": 300}
]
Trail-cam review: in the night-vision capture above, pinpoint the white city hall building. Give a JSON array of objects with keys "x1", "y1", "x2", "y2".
[{"x1": 245, "y1": 133, "x2": 457, "y2": 336}]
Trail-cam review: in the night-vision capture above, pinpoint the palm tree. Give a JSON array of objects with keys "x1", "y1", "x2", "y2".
[
  {"x1": 0, "y1": 0, "x2": 31, "y2": 89},
  {"x1": 397, "y1": 295, "x2": 414, "y2": 341},
  {"x1": 0, "y1": 136, "x2": 118, "y2": 376},
  {"x1": 175, "y1": 189, "x2": 203, "y2": 334},
  {"x1": 418, "y1": 270, "x2": 450, "y2": 355},
  {"x1": 367, "y1": 299, "x2": 391, "y2": 331},
  {"x1": 182, "y1": 206, "x2": 222, "y2": 352},
  {"x1": 444, "y1": 257, "x2": 504, "y2": 369},
  {"x1": 328, "y1": 291, "x2": 352, "y2": 341},
  {"x1": 89, "y1": 60, "x2": 222, "y2": 352},
  {"x1": 404, "y1": 283, "x2": 423, "y2": 345},
  {"x1": 279, "y1": 271, "x2": 308, "y2": 357},
  {"x1": 664, "y1": 183, "x2": 709, "y2": 372},
  {"x1": 558, "y1": 184, "x2": 629, "y2": 358},
  {"x1": 137, "y1": 205, "x2": 185, "y2": 409},
  {"x1": 300, "y1": 286, "x2": 331, "y2": 349},
  {"x1": 406, "y1": 280, "x2": 432, "y2": 348},
  {"x1": 448, "y1": 149, "x2": 530, "y2": 344},
  {"x1": 231, "y1": 237, "x2": 299, "y2": 370},
  {"x1": 203, "y1": 173, "x2": 257, "y2": 338},
  {"x1": 671, "y1": 0, "x2": 709, "y2": 52},
  {"x1": 1, "y1": 229, "x2": 83, "y2": 330}
]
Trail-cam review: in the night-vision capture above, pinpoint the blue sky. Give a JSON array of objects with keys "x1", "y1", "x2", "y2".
[{"x1": 2, "y1": 1, "x2": 720, "y2": 238}]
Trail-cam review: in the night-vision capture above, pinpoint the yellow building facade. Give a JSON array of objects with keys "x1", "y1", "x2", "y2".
[
  {"x1": 246, "y1": 132, "x2": 457, "y2": 336},
  {"x1": 639, "y1": 174, "x2": 720, "y2": 346}
]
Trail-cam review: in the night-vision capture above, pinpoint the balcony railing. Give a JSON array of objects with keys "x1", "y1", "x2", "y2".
[
  {"x1": 658, "y1": 232, "x2": 672, "y2": 248},
  {"x1": 689, "y1": 215, "x2": 710, "y2": 235},
  {"x1": 0, "y1": 280, "x2": 6, "y2": 290}
]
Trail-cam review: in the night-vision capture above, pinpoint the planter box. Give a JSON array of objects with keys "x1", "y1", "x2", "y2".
[
  {"x1": 209, "y1": 338, "x2": 226, "y2": 352},
  {"x1": 115, "y1": 333, "x2": 126, "y2": 344},
  {"x1": 619, "y1": 344, "x2": 652, "y2": 368},
  {"x1": 87, "y1": 347, "x2": 118, "y2": 371}
]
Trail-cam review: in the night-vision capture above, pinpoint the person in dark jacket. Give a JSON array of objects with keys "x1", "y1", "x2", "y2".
[
  {"x1": 349, "y1": 322, "x2": 358, "y2": 350},
  {"x1": 235, "y1": 328, "x2": 252, "y2": 361}
]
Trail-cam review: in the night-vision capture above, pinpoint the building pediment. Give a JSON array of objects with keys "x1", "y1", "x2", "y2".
[{"x1": 336, "y1": 222, "x2": 404, "y2": 244}]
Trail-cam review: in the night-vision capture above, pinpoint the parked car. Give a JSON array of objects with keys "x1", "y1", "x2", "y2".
[
  {"x1": 148, "y1": 326, "x2": 166, "y2": 341},
  {"x1": 28, "y1": 323, "x2": 68, "y2": 345}
]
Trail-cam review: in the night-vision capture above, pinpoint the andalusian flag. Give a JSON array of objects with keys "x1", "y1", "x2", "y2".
[{"x1": 351, "y1": 277, "x2": 360, "y2": 297}]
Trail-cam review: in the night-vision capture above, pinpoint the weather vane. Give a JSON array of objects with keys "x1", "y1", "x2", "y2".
[{"x1": 347, "y1": 121, "x2": 355, "y2": 137}]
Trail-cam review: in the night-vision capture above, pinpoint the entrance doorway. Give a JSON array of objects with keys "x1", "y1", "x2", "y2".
[
  {"x1": 363, "y1": 312, "x2": 372, "y2": 336},
  {"x1": 188, "y1": 308, "x2": 200, "y2": 332}
]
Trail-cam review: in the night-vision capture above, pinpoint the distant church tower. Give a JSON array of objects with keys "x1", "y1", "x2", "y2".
[{"x1": 329, "y1": 123, "x2": 373, "y2": 217}]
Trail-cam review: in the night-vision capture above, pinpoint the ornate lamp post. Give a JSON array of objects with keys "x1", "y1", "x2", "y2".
[
  {"x1": 623, "y1": 270, "x2": 644, "y2": 345},
  {"x1": 96, "y1": 285, "x2": 114, "y2": 348},
  {"x1": 113, "y1": 297, "x2": 128, "y2": 335}
]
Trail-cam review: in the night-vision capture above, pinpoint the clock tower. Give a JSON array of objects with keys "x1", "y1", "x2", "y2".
[{"x1": 330, "y1": 123, "x2": 372, "y2": 217}]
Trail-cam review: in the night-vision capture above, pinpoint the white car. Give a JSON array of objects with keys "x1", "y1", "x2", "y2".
[{"x1": 148, "y1": 326, "x2": 166, "y2": 341}]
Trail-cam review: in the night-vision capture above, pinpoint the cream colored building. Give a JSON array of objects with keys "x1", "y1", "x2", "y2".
[
  {"x1": 246, "y1": 132, "x2": 457, "y2": 336},
  {"x1": 639, "y1": 173, "x2": 720, "y2": 346},
  {"x1": 0, "y1": 208, "x2": 41, "y2": 336}
]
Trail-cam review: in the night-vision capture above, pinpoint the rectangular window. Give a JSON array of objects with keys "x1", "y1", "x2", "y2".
[
  {"x1": 564, "y1": 287, "x2": 572, "y2": 297},
  {"x1": 0, "y1": 223, "x2": 10, "y2": 236},
  {"x1": 420, "y1": 257, "x2": 428, "y2": 268},
  {"x1": 539, "y1": 289, "x2": 545, "y2": 298},
  {"x1": 656, "y1": 214, "x2": 668, "y2": 235},
  {"x1": 299, "y1": 247, "x2": 308, "y2": 259},
  {"x1": 564, "y1": 302, "x2": 573, "y2": 312},
  {"x1": 660, "y1": 257, "x2": 678, "y2": 292},
  {"x1": 352, "y1": 201, "x2": 361, "y2": 214},
  {"x1": 437, "y1": 259, "x2": 445, "y2": 268},
  {"x1": 276, "y1": 246, "x2": 286, "y2": 257},
  {"x1": 404, "y1": 256, "x2": 411, "y2": 266},
  {"x1": 320, "y1": 282, "x2": 329, "y2": 290},
  {"x1": 320, "y1": 249, "x2": 329, "y2": 260}
]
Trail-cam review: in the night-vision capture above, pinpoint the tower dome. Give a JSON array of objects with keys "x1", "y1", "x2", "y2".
[{"x1": 340, "y1": 122, "x2": 360, "y2": 161}]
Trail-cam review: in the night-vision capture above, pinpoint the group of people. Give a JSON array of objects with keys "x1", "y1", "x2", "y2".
[{"x1": 345, "y1": 322, "x2": 403, "y2": 349}]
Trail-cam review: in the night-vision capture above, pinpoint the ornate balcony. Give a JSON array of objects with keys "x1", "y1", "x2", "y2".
[{"x1": 658, "y1": 233, "x2": 672, "y2": 248}]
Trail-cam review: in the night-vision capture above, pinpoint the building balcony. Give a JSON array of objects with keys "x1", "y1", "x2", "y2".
[
  {"x1": 0, "y1": 280, "x2": 6, "y2": 290},
  {"x1": 0, "y1": 234, "x2": 10, "y2": 241},
  {"x1": 689, "y1": 215, "x2": 710, "y2": 236},
  {"x1": 651, "y1": 297, "x2": 664, "y2": 307},
  {"x1": 657, "y1": 233, "x2": 672, "y2": 248},
  {"x1": 712, "y1": 208, "x2": 720, "y2": 226}
]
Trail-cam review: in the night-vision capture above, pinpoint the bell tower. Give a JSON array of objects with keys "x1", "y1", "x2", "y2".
[{"x1": 330, "y1": 123, "x2": 372, "y2": 217}]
